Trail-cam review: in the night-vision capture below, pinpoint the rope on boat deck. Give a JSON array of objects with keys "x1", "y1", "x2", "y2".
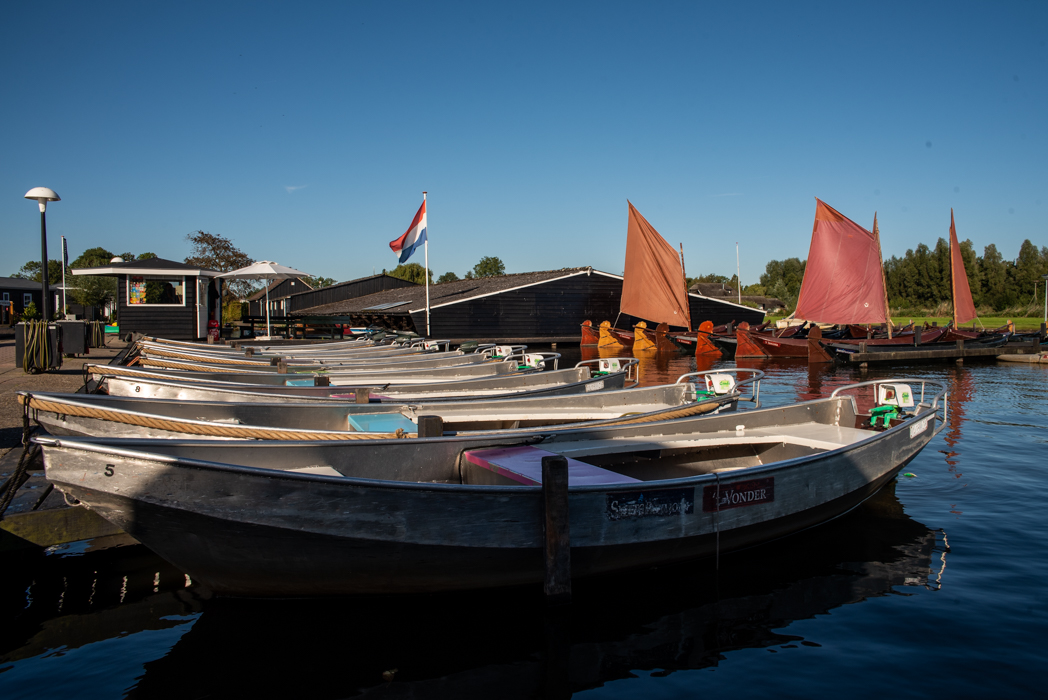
[
  {"x1": 17, "y1": 395, "x2": 414, "y2": 441},
  {"x1": 142, "y1": 347, "x2": 274, "y2": 366},
  {"x1": 86, "y1": 365, "x2": 175, "y2": 380},
  {"x1": 595, "y1": 397, "x2": 725, "y2": 427},
  {"x1": 139, "y1": 358, "x2": 237, "y2": 373}
]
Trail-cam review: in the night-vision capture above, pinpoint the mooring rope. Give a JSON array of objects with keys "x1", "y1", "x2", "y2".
[
  {"x1": 18, "y1": 394, "x2": 413, "y2": 441},
  {"x1": 0, "y1": 395, "x2": 41, "y2": 520},
  {"x1": 21, "y1": 320, "x2": 58, "y2": 374}
]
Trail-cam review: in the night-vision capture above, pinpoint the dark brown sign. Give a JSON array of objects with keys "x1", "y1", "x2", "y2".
[{"x1": 702, "y1": 477, "x2": 775, "y2": 512}]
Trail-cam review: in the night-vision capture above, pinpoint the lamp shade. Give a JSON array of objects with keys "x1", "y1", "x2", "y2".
[{"x1": 24, "y1": 187, "x2": 60, "y2": 202}]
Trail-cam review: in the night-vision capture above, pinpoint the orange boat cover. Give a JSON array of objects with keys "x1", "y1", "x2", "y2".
[
  {"x1": 621, "y1": 202, "x2": 692, "y2": 329},
  {"x1": 950, "y1": 210, "x2": 977, "y2": 324},
  {"x1": 794, "y1": 199, "x2": 888, "y2": 325}
]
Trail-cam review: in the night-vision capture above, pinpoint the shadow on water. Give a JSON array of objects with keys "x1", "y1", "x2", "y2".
[{"x1": 0, "y1": 480, "x2": 947, "y2": 699}]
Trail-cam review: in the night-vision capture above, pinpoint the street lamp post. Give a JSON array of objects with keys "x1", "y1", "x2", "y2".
[{"x1": 24, "y1": 187, "x2": 61, "y2": 321}]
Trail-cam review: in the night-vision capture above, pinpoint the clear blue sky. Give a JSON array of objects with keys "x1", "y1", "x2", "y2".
[{"x1": 2, "y1": 1, "x2": 1045, "y2": 286}]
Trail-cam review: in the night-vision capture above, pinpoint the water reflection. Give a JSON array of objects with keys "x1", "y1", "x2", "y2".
[{"x1": 0, "y1": 482, "x2": 944, "y2": 699}]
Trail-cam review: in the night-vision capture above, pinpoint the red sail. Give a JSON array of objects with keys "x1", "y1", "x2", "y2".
[
  {"x1": 794, "y1": 199, "x2": 888, "y2": 325},
  {"x1": 621, "y1": 201, "x2": 692, "y2": 329},
  {"x1": 950, "y1": 210, "x2": 977, "y2": 324}
]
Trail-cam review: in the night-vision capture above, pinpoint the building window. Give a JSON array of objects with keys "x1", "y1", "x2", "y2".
[
  {"x1": 128, "y1": 275, "x2": 186, "y2": 306},
  {"x1": 24, "y1": 293, "x2": 32, "y2": 307},
  {"x1": 2, "y1": 292, "x2": 8, "y2": 301}
]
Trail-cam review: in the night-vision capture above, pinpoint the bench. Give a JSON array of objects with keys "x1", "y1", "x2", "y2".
[{"x1": 463, "y1": 445, "x2": 640, "y2": 486}]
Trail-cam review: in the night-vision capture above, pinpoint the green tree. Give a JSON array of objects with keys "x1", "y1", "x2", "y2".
[
  {"x1": 303, "y1": 276, "x2": 336, "y2": 289},
  {"x1": 1012, "y1": 239, "x2": 1046, "y2": 305},
  {"x1": 979, "y1": 244, "x2": 1010, "y2": 309},
  {"x1": 184, "y1": 231, "x2": 256, "y2": 300},
  {"x1": 69, "y1": 247, "x2": 118, "y2": 308},
  {"x1": 470, "y1": 256, "x2": 505, "y2": 278},
  {"x1": 12, "y1": 258, "x2": 64, "y2": 283},
  {"x1": 384, "y1": 263, "x2": 431, "y2": 285},
  {"x1": 437, "y1": 271, "x2": 459, "y2": 284},
  {"x1": 759, "y1": 257, "x2": 806, "y2": 309}
]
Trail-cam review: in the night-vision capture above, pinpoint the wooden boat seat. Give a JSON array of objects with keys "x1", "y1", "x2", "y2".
[{"x1": 463, "y1": 446, "x2": 640, "y2": 486}]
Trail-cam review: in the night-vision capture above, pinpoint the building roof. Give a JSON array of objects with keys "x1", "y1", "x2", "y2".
[
  {"x1": 0, "y1": 276, "x2": 54, "y2": 290},
  {"x1": 690, "y1": 282, "x2": 737, "y2": 296},
  {"x1": 299, "y1": 267, "x2": 606, "y2": 315},
  {"x1": 71, "y1": 257, "x2": 220, "y2": 277},
  {"x1": 312, "y1": 273, "x2": 417, "y2": 295},
  {"x1": 247, "y1": 277, "x2": 313, "y2": 302}
]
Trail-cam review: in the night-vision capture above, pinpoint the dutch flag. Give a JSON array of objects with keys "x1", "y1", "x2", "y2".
[{"x1": 389, "y1": 199, "x2": 427, "y2": 264}]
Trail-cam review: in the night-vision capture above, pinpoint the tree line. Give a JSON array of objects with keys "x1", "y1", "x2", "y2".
[
  {"x1": 755, "y1": 238, "x2": 1047, "y2": 314},
  {"x1": 384, "y1": 256, "x2": 507, "y2": 285}
]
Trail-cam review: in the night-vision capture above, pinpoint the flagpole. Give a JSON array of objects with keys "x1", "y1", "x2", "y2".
[{"x1": 423, "y1": 191, "x2": 430, "y2": 337}]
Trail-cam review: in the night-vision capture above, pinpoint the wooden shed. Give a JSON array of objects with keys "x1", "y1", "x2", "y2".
[
  {"x1": 0, "y1": 277, "x2": 56, "y2": 323},
  {"x1": 71, "y1": 258, "x2": 223, "y2": 339},
  {"x1": 296, "y1": 267, "x2": 764, "y2": 342}
]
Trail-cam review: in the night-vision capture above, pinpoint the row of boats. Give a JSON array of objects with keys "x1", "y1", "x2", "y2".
[
  {"x1": 586, "y1": 317, "x2": 1027, "y2": 361},
  {"x1": 21, "y1": 328, "x2": 950, "y2": 597}
]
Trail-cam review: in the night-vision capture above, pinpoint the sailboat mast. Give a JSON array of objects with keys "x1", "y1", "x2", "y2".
[
  {"x1": 679, "y1": 242, "x2": 692, "y2": 331},
  {"x1": 873, "y1": 213, "x2": 892, "y2": 339}
]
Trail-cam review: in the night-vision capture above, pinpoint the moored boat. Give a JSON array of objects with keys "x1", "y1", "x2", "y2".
[
  {"x1": 35, "y1": 377, "x2": 946, "y2": 596},
  {"x1": 22, "y1": 369, "x2": 759, "y2": 440}
]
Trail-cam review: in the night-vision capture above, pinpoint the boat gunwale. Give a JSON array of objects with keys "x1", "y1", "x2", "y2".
[{"x1": 34, "y1": 395, "x2": 939, "y2": 496}]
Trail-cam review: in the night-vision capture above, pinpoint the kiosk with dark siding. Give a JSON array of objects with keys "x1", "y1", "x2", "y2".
[{"x1": 71, "y1": 258, "x2": 223, "y2": 340}]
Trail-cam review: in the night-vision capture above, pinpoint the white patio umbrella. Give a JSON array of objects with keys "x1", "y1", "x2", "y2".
[{"x1": 218, "y1": 260, "x2": 312, "y2": 338}]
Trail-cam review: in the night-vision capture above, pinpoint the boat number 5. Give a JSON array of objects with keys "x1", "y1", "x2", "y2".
[{"x1": 104, "y1": 465, "x2": 115, "y2": 477}]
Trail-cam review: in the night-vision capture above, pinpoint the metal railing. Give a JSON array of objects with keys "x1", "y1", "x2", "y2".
[
  {"x1": 675, "y1": 368, "x2": 765, "y2": 407},
  {"x1": 830, "y1": 378, "x2": 949, "y2": 435}
]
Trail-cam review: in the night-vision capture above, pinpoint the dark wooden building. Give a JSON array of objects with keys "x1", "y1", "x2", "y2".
[
  {"x1": 247, "y1": 274, "x2": 418, "y2": 318},
  {"x1": 0, "y1": 277, "x2": 57, "y2": 323},
  {"x1": 72, "y1": 258, "x2": 223, "y2": 340},
  {"x1": 297, "y1": 267, "x2": 765, "y2": 342},
  {"x1": 247, "y1": 278, "x2": 313, "y2": 318}
]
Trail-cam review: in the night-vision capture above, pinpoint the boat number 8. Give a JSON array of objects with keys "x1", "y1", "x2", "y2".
[{"x1": 105, "y1": 465, "x2": 115, "y2": 477}]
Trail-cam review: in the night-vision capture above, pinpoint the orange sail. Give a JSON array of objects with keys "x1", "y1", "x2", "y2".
[
  {"x1": 794, "y1": 199, "x2": 888, "y2": 325},
  {"x1": 621, "y1": 201, "x2": 692, "y2": 330},
  {"x1": 949, "y1": 209, "x2": 977, "y2": 324}
]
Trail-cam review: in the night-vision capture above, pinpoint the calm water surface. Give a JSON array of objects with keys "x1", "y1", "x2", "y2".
[{"x1": 1, "y1": 349, "x2": 1045, "y2": 698}]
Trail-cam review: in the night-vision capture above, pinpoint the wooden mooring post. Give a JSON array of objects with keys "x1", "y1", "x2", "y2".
[
  {"x1": 542, "y1": 455, "x2": 571, "y2": 604},
  {"x1": 416, "y1": 415, "x2": 443, "y2": 438}
]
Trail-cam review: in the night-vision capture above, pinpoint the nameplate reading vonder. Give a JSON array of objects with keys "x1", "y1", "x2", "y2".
[{"x1": 702, "y1": 477, "x2": 775, "y2": 512}]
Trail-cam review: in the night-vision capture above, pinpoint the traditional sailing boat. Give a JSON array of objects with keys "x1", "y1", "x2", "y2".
[
  {"x1": 949, "y1": 209, "x2": 978, "y2": 327},
  {"x1": 595, "y1": 201, "x2": 692, "y2": 351},
  {"x1": 736, "y1": 199, "x2": 890, "y2": 359}
]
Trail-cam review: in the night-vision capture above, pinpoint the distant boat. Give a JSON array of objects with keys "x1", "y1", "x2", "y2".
[{"x1": 738, "y1": 200, "x2": 891, "y2": 359}]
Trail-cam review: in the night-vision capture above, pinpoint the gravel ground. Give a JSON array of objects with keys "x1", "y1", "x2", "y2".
[{"x1": 0, "y1": 329, "x2": 127, "y2": 460}]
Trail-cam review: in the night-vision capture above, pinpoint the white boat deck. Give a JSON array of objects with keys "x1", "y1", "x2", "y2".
[{"x1": 554, "y1": 421, "x2": 872, "y2": 459}]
